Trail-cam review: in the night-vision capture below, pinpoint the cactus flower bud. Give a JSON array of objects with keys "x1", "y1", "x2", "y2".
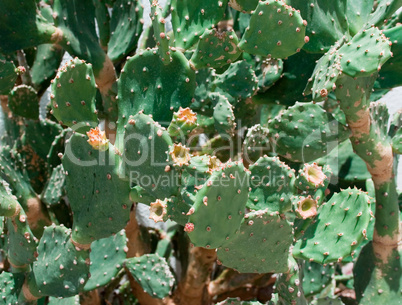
[
  {"x1": 184, "y1": 222, "x2": 195, "y2": 232},
  {"x1": 295, "y1": 196, "x2": 318, "y2": 219},
  {"x1": 169, "y1": 143, "x2": 191, "y2": 166},
  {"x1": 207, "y1": 156, "x2": 221, "y2": 173},
  {"x1": 167, "y1": 107, "x2": 197, "y2": 137},
  {"x1": 303, "y1": 163, "x2": 326, "y2": 187},
  {"x1": 149, "y1": 199, "x2": 168, "y2": 223},
  {"x1": 295, "y1": 162, "x2": 329, "y2": 191},
  {"x1": 86, "y1": 127, "x2": 109, "y2": 151}
]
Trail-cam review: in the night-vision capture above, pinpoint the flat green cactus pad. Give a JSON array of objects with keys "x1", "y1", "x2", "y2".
[
  {"x1": 0, "y1": 271, "x2": 24, "y2": 304},
  {"x1": 274, "y1": 257, "x2": 308, "y2": 305},
  {"x1": 117, "y1": 48, "x2": 195, "y2": 129},
  {"x1": 255, "y1": 50, "x2": 320, "y2": 105},
  {"x1": 253, "y1": 57, "x2": 283, "y2": 92},
  {"x1": 171, "y1": 0, "x2": 229, "y2": 49},
  {"x1": 187, "y1": 161, "x2": 249, "y2": 249},
  {"x1": 18, "y1": 118, "x2": 63, "y2": 193},
  {"x1": 107, "y1": 0, "x2": 144, "y2": 62},
  {"x1": 0, "y1": 54, "x2": 17, "y2": 95},
  {"x1": 213, "y1": 60, "x2": 258, "y2": 100},
  {"x1": 302, "y1": 261, "x2": 335, "y2": 297},
  {"x1": 268, "y1": 102, "x2": 350, "y2": 163},
  {"x1": 293, "y1": 188, "x2": 373, "y2": 264},
  {"x1": 32, "y1": 225, "x2": 90, "y2": 298},
  {"x1": 338, "y1": 27, "x2": 392, "y2": 78},
  {"x1": 304, "y1": 43, "x2": 342, "y2": 102},
  {"x1": 51, "y1": 58, "x2": 98, "y2": 133},
  {"x1": 217, "y1": 209, "x2": 292, "y2": 273},
  {"x1": 0, "y1": 0, "x2": 58, "y2": 53},
  {"x1": 6, "y1": 209, "x2": 37, "y2": 268},
  {"x1": 212, "y1": 93, "x2": 236, "y2": 136},
  {"x1": 247, "y1": 156, "x2": 294, "y2": 213},
  {"x1": 125, "y1": 254, "x2": 175, "y2": 299},
  {"x1": 41, "y1": 164, "x2": 66, "y2": 208},
  {"x1": 243, "y1": 124, "x2": 271, "y2": 163},
  {"x1": 191, "y1": 28, "x2": 242, "y2": 69},
  {"x1": 121, "y1": 112, "x2": 179, "y2": 200},
  {"x1": 8, "y1": 85, "x2": 39, "y2": 120},
  {"x1": 0, "y1": 179, "x2": 19, "y2": 218},
  {"x1": 62, "y1": 133, "x2": 132, "y2": 245},
  {"x1": 84, "y1": 230, "x2": 127, "y2": 291},
  {"x1": 239, "y1": 0, "x2": 307, "y2": 59},
  {"x1": 392, "y1": 127, "x2": 402, "y2": 154},
  {"x1": 287, "y1": 0, "x2": 349, "y2": 53},
  {"x1": 31, "y1": 44, "x2": 65, "y2": 94}
]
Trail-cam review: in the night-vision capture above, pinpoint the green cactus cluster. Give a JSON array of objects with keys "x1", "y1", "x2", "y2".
[{"x1": 0, "y1": 0, "x2": 401, "y2": 304}]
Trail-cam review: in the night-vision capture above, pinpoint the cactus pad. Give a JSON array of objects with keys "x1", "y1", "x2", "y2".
[
  {"x1": 274, "y1": 257, "x2": 308, "y2": 305},
  {"x1": 217, "y1": 209, "x2": 293, "y2": 273},
  {"x1": 243, "y1": 124, "x2": 271, "y2": 163},
  {"x1": 8, "y1": 85, "x2": 39, "y2": 120},
  {"x1": 0, "y1": 179, "x2": 20, "y2": 218},
  {"x1": 268, "y1": 102, "x2": 350, "y2": 163},
  {"x1": 213, "y1": 60, "x2": 258, "y2": 100},
  {"x1": 31, "y1": 44, "x2": 65, "y2": 94},
  {"x1": 247, "y1": 156, "x2": 294, "y2": 213},
  {"x1": 338, "y1": 27, "x2": 392, "y2": 78},
  {"x1": 32, "y1": 225, "x2": 90, "y2": 297},
  {"x1": 187, "y1": 161, "x2": 249, "y2": 249},
  {"x1": 84, "y1": 230, "x2": 127, "y2": 291},
  {"x1": 304, "y1": 44, "x2": 342, "y2": 102},
  {"x1": 303, "y1": 261, "x2": 335, "y2": 297},
  {"x1": 293, "y1": 188, "x2": 373, "y2": 264},
  {"x1": 41, "y1": 164, "x2": 66, "y2": 208},
  {"x1": 107, "y1": 0, "x2": 144, "y2": 62},
  {"x1": 6, "y1": 210, "x2": 37, "y2": 268},
  {"x1": 287, "y1": 0, "x2": 349, "y2": 53},
  {"x1": 62, "y1": 133, "x2": 132, "y2": 245},
  {"x1": 0, "y1": 54, "x2": 17, "y2": 95},
  {"x1": 125, "y1": 253, "x2": 175, "y2": 299},
  {"x1": 0, "y1": 271, "x2": 23, "y2": 304},
  {"x1": 117, "y1": 49, "x2": 195, "y2": 127},
  {"x1": 171, "y1": 0, "x2": 229, "y2": 49},
  {"x1": 121, "y1": 112, "x2": 179, "y2": 200},
  {"x1": 239, "y1": 0, "x2": 307, "y2": 59},
  {"x1": 0, "y1": 0, "x2": 58, "y2": 53},
  {"x1": 191, "y1": 28, "x2": 241, "y2": 69},
  {"x1": 51, "y1": 58, "x2": 98, "y2": 133},
  {"x1": 212, "y1": 93, "x2": 236, "y2": 136}
]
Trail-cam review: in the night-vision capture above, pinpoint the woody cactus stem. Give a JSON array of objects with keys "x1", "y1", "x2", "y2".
[
  {"x1": 335, "y1": 74, "x2": 401, "y2": 257},
  {"x1": 173, "y1": 247, "x2": 217, "y2": 305}
]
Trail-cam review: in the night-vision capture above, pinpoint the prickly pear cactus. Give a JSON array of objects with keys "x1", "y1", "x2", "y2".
[
  {"x1": 62, "y1": 133, "x2": 132, "y2": 245},
  {"x1": 50, "y1": 58, "x2": 98, "y2": 132},
  {"x1": 239, "y1": 0, "x2": 307, "y2": 59},
  {"x1": 31, "y1": 225, "x2": 90, "y2": 298},
  {"x1": 125, "y1": 253, "x2": 175, "y2": 299},
  {"x1": 268, "y1": 102, "x2": 350, "y2": 162},
  {"x1": 217, "y1": 209, "x2": 293, "y2": 273},
  {"x1": 293, "y1": 188, "x2": 373, "y2": 264},
  {"x1": 0, "y1": 0, "x2": 401, "y2": 303},
  {"x1": 186, "y1": 161, "x2": 249, "y2": 249}
]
